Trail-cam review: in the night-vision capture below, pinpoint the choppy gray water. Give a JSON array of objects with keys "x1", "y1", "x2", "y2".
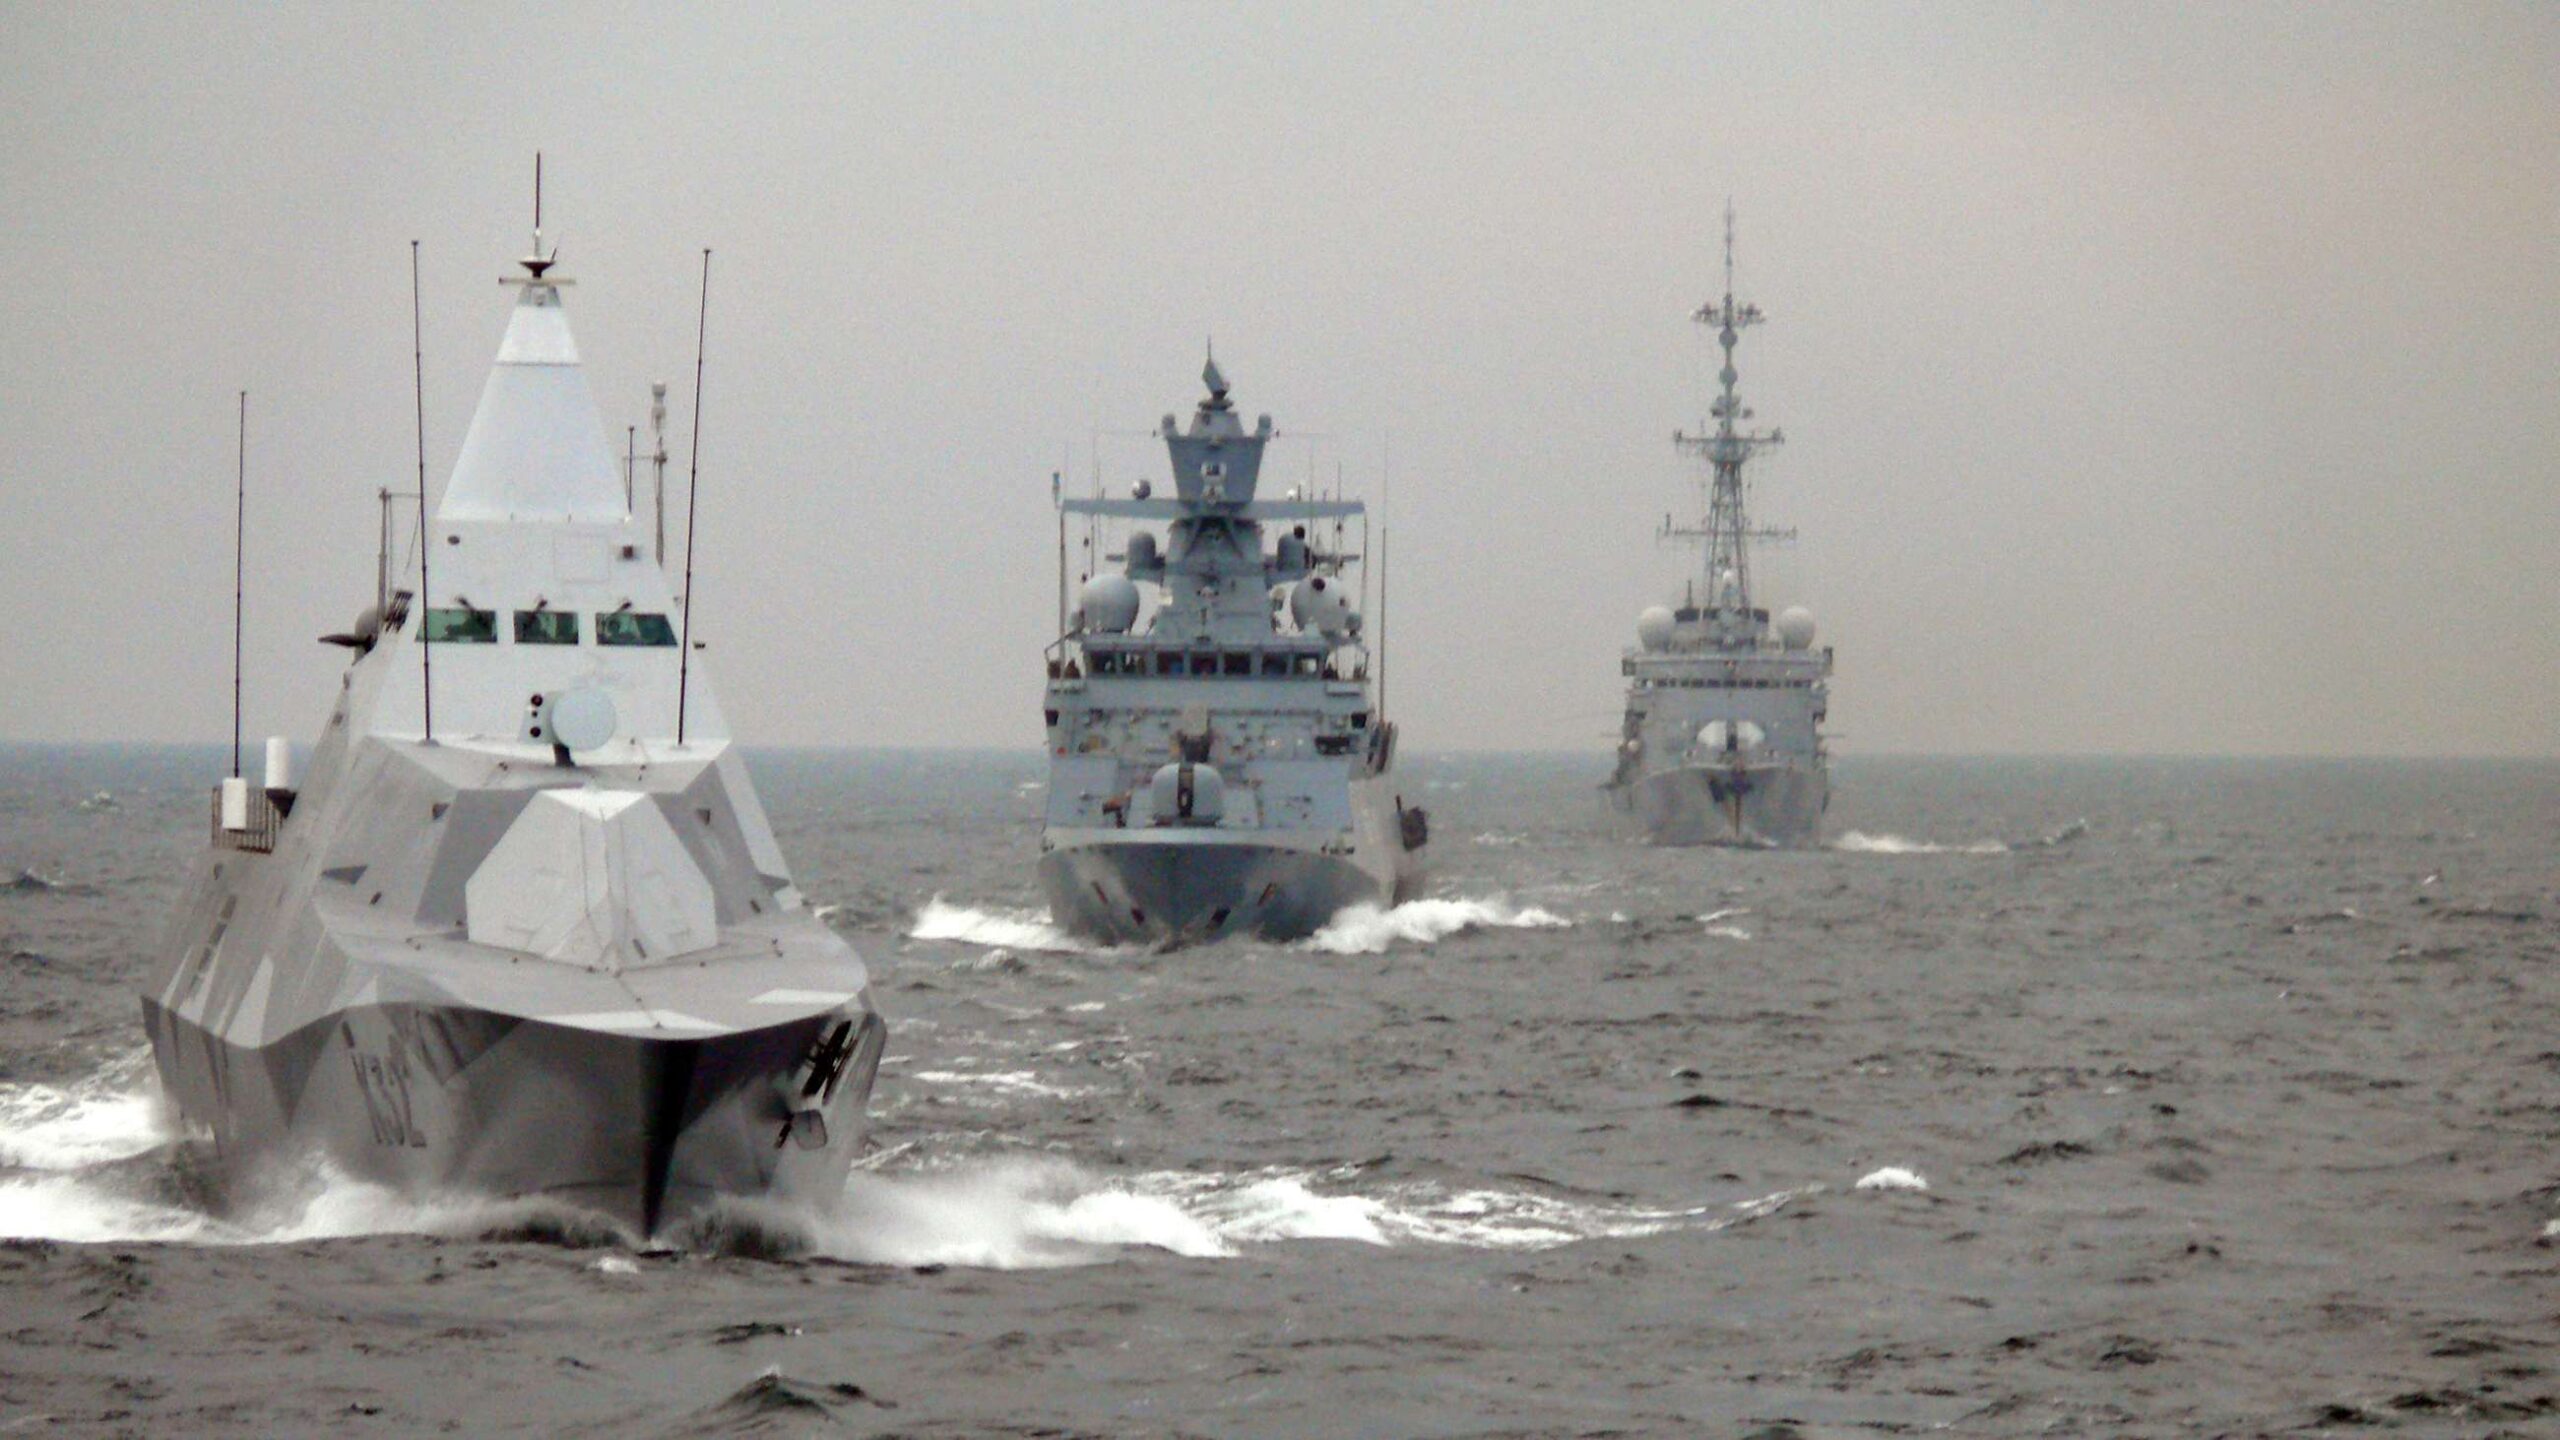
[{"x1": 2, "y1": 745, "x2": 2556, "y2": 1437}]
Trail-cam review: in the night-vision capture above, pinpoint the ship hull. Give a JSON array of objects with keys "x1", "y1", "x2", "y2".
[
  {"x1": 1039, "y1": 837, "x2": 1393, "y2": 945},
  {"x1": 141, "y1": 996, "x2": 884, "y2": 1240},
  {"x1": 1609, "y1": 757, "x2": 1827, "y2": 849}
]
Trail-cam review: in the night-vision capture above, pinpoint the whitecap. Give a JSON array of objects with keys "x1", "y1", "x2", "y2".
[
  {"x1": 1854, "y1": 1166, "x2": 1929, "y2": 1191},
  {"x1": 1302, "y1": 896, "x2": 1570, "y2": 954}
]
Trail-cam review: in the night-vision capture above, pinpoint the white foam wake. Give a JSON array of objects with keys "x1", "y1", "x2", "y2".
[
  {"x1": 0, "y1": 1051, "x2": 173, "y2": 1171},
  {"x1": 1303, "y1": 896, "x2": 1571, "y2": 954},
  {"x1": 907, "y1": 897, "x2": 1091, "y2": 953},
  {"x1": 1833, "y1": 831, "x2": 2008, "y2": 856},
  {"x1": 789, "y1": 1162, "x2": 1807, "y2": 1267}
]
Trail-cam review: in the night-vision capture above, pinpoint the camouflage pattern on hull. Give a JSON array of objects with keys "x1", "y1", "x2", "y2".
[{"x1": 142, "y1": 998, "x2": 883, "y2": 1238}]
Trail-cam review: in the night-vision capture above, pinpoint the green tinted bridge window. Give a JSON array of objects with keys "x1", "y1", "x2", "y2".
[
  {"x1": 515, "y1": 610, "x2": 580, "y2": 645},
  {"x1": 597, "y1": 611, "x2": 678, "y2": 647},
  {"x1": 421, "y1": 607, "x2": 497, "y2": 643}
]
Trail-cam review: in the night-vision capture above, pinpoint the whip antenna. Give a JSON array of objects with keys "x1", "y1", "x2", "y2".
[
  {"x1": 412, "y1": 240, "x2": 434, "y2": 743},
  {"x1": 676, "y1": 249, "x2": 710, "y2": 744},
  {"x1": 231, "y1": 390, "x2": 246, "y2": 779}
]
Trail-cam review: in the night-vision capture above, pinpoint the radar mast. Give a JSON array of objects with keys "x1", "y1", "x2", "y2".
[{"x1": 1668, "y1": 202, "x2": 1788, "y2": 622}]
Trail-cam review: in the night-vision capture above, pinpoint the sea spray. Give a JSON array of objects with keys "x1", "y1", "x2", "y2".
[
  {"x1": 908, "y1": 897, "x2": 1096, "y2": 953},
  {"x1": 1302, "y1": 896, "x2": 1570, "y2": 955}
]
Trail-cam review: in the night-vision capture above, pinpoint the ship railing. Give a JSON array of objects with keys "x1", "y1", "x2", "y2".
[
  {"x1": 209, "y1": 782, "x2": 282, "y2": 854},
  {"x1": 1047, "y1": 634, "x2": 1369, "y2": 683}
]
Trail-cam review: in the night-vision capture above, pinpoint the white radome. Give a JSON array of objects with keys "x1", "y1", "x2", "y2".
[
  {"x1": 1776, "y1": 606, "x2": 1817, "y2": 650},
  {"x1": 1080, "y1": 574, "x2": 1141, "y2": 633},
  {"x1": 1636, "y1": 606, "x2": 1676, "y2": 651},
  {"x1": 1289, "y1": 575, "x2": 1353, "y2": 636}
]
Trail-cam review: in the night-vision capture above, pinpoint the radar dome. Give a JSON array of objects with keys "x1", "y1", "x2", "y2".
[
  {"x1": 1289, "y1": 575, "x2": 1353, "y2": 636},
  {"x1": 1775, "y1": 606, "x2": 1817, "y2": 650},
  {"x1": 1125, "y1": 531, "x2": 1161, "y2": 574},
  {"x1": 1636, "y1": 606, "x2": 1676, "y2": 651},
  {"x1": 1080, "y1": 574, "x2": 1140, "y2": 633}
]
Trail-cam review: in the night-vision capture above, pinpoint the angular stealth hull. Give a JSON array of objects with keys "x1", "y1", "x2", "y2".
[
  {"x1": 143, "y1": 221, "x2": 883, "y2": 1242},
  {"x1": 142, "y1": 994, "x2": 884, "y2": 1238}
]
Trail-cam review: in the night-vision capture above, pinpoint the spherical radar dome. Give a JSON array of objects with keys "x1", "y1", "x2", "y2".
[
  {"x1": 1775, "y1": 606, "x2": 1817, "y2": 650},
  {"x1": 1289, "y1": 576, "x2": 1354, "y2": 636},
  {"x1": 1081, "y1": 574, "x2": 1140, "y2": 634},
  {"x1": 1636, "y1": 606, "x2": 1676, "y2": 651}
]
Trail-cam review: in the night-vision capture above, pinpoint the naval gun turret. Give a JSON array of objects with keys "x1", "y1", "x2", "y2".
[
  {"x1": 141, "y1": 204, "x2": 884, "y2": 1239},
  {"x1": 1037, "y1": 355, "x2": 1426, "y2": 945}
]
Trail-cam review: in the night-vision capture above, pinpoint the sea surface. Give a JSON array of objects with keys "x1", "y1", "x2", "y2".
[{"x1": 2, "y1": 744, "x2": 2556, "y2": 1437}]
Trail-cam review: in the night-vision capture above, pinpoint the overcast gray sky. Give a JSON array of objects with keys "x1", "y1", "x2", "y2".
[{"x1": 2, "y1": 2, "x2": 2552, "y2": 756}]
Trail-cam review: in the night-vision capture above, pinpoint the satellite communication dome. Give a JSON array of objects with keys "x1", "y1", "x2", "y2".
[
  {"x1": 1775, "y1": 606, "x2": 1817, "y2": 650},
  {"x1": 1289, "y1": 575, "x2": 1353, "y2": 636},
  {"x1": 1636, "y1": 605, "x2": 1676, "y2": 651},
  {"x1": 1080, "y1": 574, "x2": 1140, "y2": 633}
]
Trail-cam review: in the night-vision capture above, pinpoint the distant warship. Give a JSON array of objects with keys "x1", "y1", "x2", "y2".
[
  {"x1": 1038, "y1": 356, "x2": 1426, "y2": 944},
  {"x1": 1606, "y1": 210, "x2": 1833, "y2": 847},
  {"x1": 141, "y1": 211, "x2": 884, "y2": 1239}
]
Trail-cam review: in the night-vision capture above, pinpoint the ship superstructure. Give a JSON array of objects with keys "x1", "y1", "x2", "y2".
[
  {"x1": 1606, "y1": 210, "x2": 1833, "y2": 847},
  {"x1": 141, "y1": 214, "x2": 883, "y2": 1239},
  {"x1": 1038, "y1": 357, "x2": 1426, "y2": 944}
]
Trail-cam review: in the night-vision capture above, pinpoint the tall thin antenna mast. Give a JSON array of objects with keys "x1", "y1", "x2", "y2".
[
  {"x1": 624, "y1": 424, "x2": 637, "y2": 511},
  {"x1": 650, "y1": 382, "x2": 668, "y2": 563},
  {"x1": 412, "y1": 240, "x2": 434, "y2": 743},
  {"x1": 1670, "y1": 200, "x2": 1785, "y2": 618},
  {"x1": 676, "y1": 249, "x2": 711, "y2": 745},
  {"x1": 231, "y1": 390, "x2": 246, "y2": 779}
]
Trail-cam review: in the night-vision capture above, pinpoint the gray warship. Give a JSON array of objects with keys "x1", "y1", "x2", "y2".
[
  {"x1": 1606, "y1": 211, "x2": 1834, "y2": 847},
  {"x1": 1037, "y1": 356, "x2": 1426, "y2": 944},
  {"x1": 140, "y1": 221, "x2": 884, "y2": 1239}
]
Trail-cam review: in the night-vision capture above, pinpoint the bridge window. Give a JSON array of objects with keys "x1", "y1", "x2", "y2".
[
  {"x1": 1153, "y1": 651, "x2": 1183, "y2": 678},
  {"x1": 596, "y1": 611, "x2": 678, "y2": 647},
  {"x1": 1224, "y1": 652, "x2": 1253, "y2": 676},
  {"x1": 515, "y1": 610, "x2": 579, "y2": 645},
  {"x1": 421, "y1": 607, "x2": 496, "y2": 643},
  {"x1": 1262, "y1": 653, "x2": 1291, "y2": 677}
]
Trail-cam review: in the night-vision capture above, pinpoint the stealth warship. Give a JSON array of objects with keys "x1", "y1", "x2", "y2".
[
  {"x1": 141, "y1": 223, "x2": 884, "y2": 1239},
  {"x1": 1606, "y1": 211, "x2": 1834, "y2": 847},
  {"x1": 1038, "y1": 357, "x2": 1426, "y2": 945}
]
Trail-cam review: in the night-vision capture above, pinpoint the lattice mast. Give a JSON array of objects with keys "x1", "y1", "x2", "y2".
[{"x1": 1667, "y1": 203, "x2": 1788, "y2": 615}]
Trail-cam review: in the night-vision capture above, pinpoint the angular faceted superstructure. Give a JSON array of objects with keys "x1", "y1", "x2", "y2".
[
  {"x1": 140, "y1": 234, "x2": 883, "y2": 1239},
  {"x1": 1037, "y1": 358, "x2": 1427, "y2": 945}
]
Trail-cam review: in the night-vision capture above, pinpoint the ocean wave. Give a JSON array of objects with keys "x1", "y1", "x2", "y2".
[
  {"x1": 0, "y1": 1060, "x2": 1807, "y2": 1265},
  {"x1": 906, "y1": 897, "x2": 1092, "y2": 953},
  {"x1": 1302, "y1": 896, "x2": 1571, "y2": 954}
]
